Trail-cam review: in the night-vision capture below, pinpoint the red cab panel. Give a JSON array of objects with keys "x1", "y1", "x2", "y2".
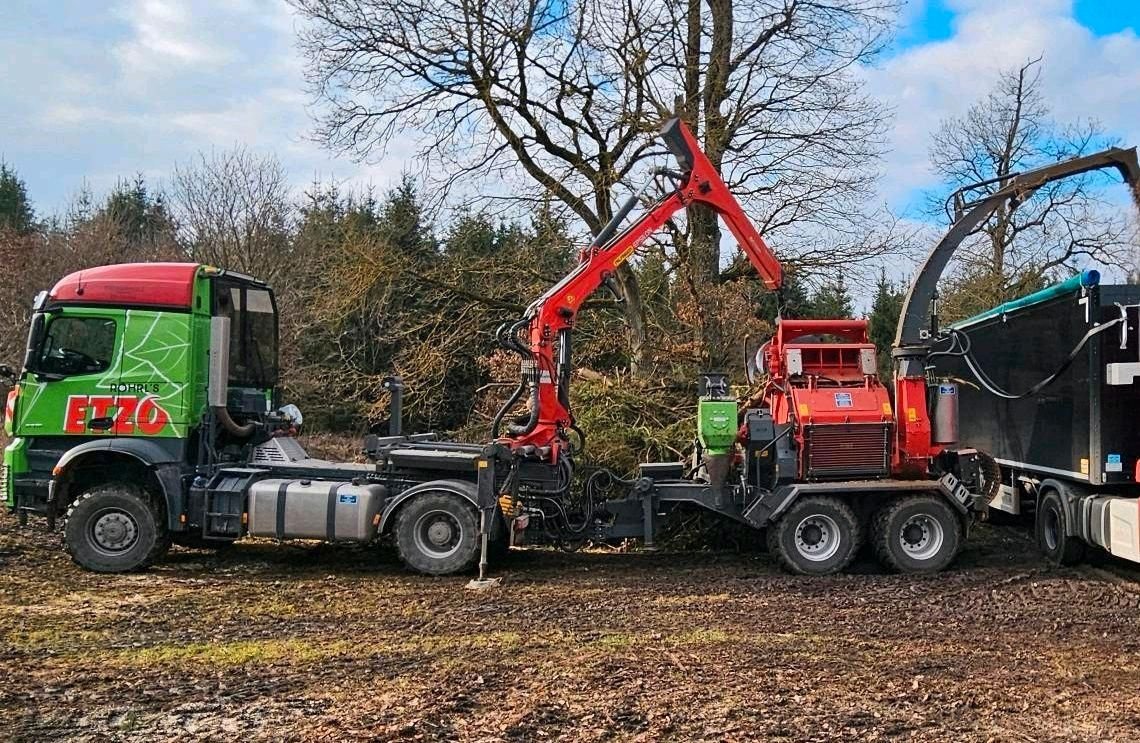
[{"x1": 50, "y1": 263, "x2": 201, "y2": 309}]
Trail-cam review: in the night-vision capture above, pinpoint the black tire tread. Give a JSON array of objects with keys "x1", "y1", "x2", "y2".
[
  {"x1": 1037, "y1": 489, "x2": 1086, "y2": 566},
  {"x1": 872, "y1": 495, "x2": 962, "y2": 574},
  {"x1": 62, "y1": 483, "x2": 170, "y2": 572},
  {"x1": 392, "y1": 491, "x2": 480, "y2": 576},
  {"x1": 767, "y1": 496, "x2": 861, "y2": 576}
]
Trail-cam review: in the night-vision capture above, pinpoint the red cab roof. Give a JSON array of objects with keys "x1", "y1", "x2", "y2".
[{"x1": 50, "y1": 263, "x2": 202, "y2": 309}]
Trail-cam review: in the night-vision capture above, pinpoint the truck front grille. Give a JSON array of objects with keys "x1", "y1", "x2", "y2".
[{"x1": 804, "y1": 423, "x2": 891, "y2": 480}]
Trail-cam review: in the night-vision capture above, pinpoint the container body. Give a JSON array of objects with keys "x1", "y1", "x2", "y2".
[{"x1": 934, "y1": 284, "x2": 1140, "y2": 487}]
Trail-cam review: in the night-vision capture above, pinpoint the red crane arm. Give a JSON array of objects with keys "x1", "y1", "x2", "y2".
[{"x1": 499, "y1": 119, "x2": 783, "y2": 455}]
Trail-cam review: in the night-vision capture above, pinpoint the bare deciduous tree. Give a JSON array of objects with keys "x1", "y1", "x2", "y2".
[
  {"x1": 290, "y1": 0, "x2": 899, "y2": 369},
  {"x1": 170, "y1": 147, "x2": 292, "y2": 280},
  {"x1": 929, "y1": 57, "x2": 1136, "y2": 316}
]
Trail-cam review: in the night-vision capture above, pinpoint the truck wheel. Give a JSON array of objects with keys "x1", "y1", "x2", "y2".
[
  {"x1": 63, "y1": 483, "x2": 170, "y2": 573},
  {"x1": 394, "y1": 491, "x2": 480, "y2": 575},
  {"x1": 1036, "y1": 489, "x2": 1085, "y2": 566},
  {"x1": 872, "y1": 495, "x2": 962, "y2": 574},
  {"x1": 766, "y1": 496, "x2": 860, "y2": 575}
]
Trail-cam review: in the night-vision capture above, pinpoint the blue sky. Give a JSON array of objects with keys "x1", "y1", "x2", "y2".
[{"x1": 3, "y1": 0, "x2": 1140, "y2": 229}]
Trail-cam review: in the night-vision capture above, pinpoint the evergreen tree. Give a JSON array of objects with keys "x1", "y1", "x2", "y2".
[
  {"x1": 0, "y1": 163, "x2": 35, "y2": 233},
  {"x1": 379, "y1": 176, "x2": 435, "y2": 259},
  {"x1": 867, "y1": 269, "x2": 905, "y2": 377},
  {"x1": 99, "y1": 175, "x2": 175, "y2": 247},
  {"x1": 807, "y1": 275, "x2": 854, "y2": 319},
  {"x1": 755, "y1": 269, "x2": 813, "y2": 322},
  {"x1": 444, "y1": 211, "x2": 499, "y2": 259}
]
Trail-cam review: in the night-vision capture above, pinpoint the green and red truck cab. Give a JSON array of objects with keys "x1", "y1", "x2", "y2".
[{"x1": 3, "y1": 262, "x2": 277, "y2": 538}]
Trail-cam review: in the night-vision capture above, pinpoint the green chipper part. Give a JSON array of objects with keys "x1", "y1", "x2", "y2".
[{"x1": 697, "y1": 399, "x2": 738, "y2": 455}]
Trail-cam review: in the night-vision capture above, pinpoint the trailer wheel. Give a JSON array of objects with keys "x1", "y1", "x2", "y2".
[
  {"x1": 62, "y1": 483, "x2": 170, "y2": 573},
  {"x1": 872, "y1": 495, "x2": 962, "y2": 574},
  {"x1": 393, "y1": 491, "x2": 480, "y2": 575},
  {"x1": 1036, "y1": 489, "x2": 1085, "y2": 566},
  {"x1": 766, "y1": 496, "x2": 860, "y2": 575}
]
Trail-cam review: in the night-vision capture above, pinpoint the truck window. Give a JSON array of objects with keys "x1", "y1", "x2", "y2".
[
  {"x1": 37, "y1": 316, "x2": 116, "y2": 376},
  {"x1": 215, "y1": 284, "x2": 278, "y2": 388}
]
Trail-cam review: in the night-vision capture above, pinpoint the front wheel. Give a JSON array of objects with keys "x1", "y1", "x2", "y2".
[
  {"x1": 872, "y1": 495, "x2": 962, "y2": 574},
  {"x1": 767, "y1": 496, "x2": 861, "y2": 575},
  {"x1": 393, "y1": 491, "x2": 480, "y2": 575},
  {"x1": 63, "y1": 484, "x2": 169, "y2": 573}
]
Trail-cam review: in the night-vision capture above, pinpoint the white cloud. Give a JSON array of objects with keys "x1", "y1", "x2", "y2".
[
  {"x1": 113, "y1": 0, "x2": 233, "y2": 73},
  {"x1": 866, "y1": 0, "x2": 1140, "y2": 212}
]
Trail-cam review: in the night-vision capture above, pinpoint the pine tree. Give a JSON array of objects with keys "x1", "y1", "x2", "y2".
[
  {"x1": 99, "y1": 175, "x2": 175, "y2": 248},
  {"x1": 753, "y1": 269, "x2": 812, "y2": 322},
  {"x1": 0, "y1": 163, "x2": 35, "y2": 233},
  {"x1": 867, "y1": 269, "x2": 905, "y2": 377},
  {"x1": 807, "y1": 275, "x2": 854, "y2": 319},
  {"x1": 379, "y1": 176, "x2": 435, "y2": 260},
  {"x1": 444, "y1": 211, "x2": 498, "y2": 259}
]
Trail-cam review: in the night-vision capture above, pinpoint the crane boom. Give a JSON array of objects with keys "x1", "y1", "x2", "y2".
[{"x1": 495, "y1": 118, "x2": 782, "y2": 456}]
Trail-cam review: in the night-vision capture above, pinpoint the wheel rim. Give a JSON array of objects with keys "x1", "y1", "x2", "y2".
[
  {"x1": 898, "y1": 514, "x2": 944, "y2": 561},
  {"x1": 88, "y1": 508, "x2": 140, "y2": 555},
  {"x1": 793, "y1": 514, "x2": 842, "y2": 562},
  {"x1": 1043, "y1": 505, "x2": 1061, "y2": 551},
  {"x1": 413, "y1": 509, "x2": 463, "y2": 559}
]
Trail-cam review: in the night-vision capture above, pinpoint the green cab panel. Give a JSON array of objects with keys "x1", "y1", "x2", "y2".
[
  {"x1": 2, "y1": 437, "x2": 27, "y2": 507},
  {"x1": 14, "y1": 308, "x2": 198, "y2": 440}
]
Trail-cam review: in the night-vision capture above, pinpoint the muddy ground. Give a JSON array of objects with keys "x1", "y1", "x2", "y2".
[{"x1": 2, "y1": 513, "x2": 1140, "y2": 742}]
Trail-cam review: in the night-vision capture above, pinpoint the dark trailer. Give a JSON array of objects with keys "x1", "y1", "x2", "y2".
[{"x1": 932, "y1": 271, "x2": 1140, "y2": 565}]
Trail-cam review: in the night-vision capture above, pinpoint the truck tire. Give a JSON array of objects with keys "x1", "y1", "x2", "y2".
[
  {"x1": 872, "y1": 495, "x2": 962, "y2": 574},
  {"x1": 63, "y1": 483, "x2": 170, "y2": 573},
  {"x1": 766, "y1": 496, "x2": 860, "y2": 575},
  {"x1": 393, "y1": 491, "x2": 480, "y2": 575},
  {"x1": 1036, "y1": 488, "x2": 1085, "y2": 566}
]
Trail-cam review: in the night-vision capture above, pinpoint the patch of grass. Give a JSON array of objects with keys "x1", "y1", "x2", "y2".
[
  {"x1": 110, "y1": 631, "x2": 528, "y2": 669},
  {"x1": 125, "y1": 638, "x2": 334, "y2": 667},
  {"x1": 670, "y1": 628, "x2": 731, "y2": 646},
  {"x1": 6, "y1": 627, "x2": 113, "y2": 652},
  {"x1": 595, "y1": 633, "x2": 636, "y2": 649}
]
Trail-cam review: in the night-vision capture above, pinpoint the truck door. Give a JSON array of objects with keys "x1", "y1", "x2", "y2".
[{"x1": 16, "y1": 309, "x2": 120, "y2": 438}]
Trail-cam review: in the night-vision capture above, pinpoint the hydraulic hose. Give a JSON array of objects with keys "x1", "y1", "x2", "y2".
[
  {"x1": 506, "y1": 367, "x2": 541, "y2": 437},
  {"x1": 490, "y1": 380, "x2": 527, "y2": 439},
  {"x1": 493, "y1": 317, "x2": 542, "y2": 438},
  {"x1": 948, "y1": 319, "x2": 1124, "y2": 400}
]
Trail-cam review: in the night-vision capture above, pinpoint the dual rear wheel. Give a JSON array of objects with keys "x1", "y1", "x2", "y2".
[{"x1": 767, "y1": 494, "x2": 962, "y2": 575}]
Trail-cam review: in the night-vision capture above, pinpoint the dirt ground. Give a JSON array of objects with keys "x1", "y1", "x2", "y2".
[{"x1": 2, "y1": 513, "x2": 1140, "y2": 742}]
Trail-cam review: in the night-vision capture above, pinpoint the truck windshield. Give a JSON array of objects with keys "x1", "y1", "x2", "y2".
[{"x1": 215, "y1": 283, "x2": 278, "y2": 388}]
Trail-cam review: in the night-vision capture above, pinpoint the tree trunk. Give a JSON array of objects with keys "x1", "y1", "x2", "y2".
[
  {"x1": 594, "y1": 176, "x2": 648, "y2": 376},
  {"x1": 614, "y1": 264, "x2": 646, "y2": 376}
]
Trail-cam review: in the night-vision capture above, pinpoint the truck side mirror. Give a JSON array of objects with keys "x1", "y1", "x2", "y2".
[{"x1": 0, "y1": 364, "x2": 15, "y2": 382}]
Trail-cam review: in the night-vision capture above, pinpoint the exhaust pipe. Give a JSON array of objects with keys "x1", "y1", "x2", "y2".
[{"x1": 209, "y1": 316, "x2": 255, "y2": 438}]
